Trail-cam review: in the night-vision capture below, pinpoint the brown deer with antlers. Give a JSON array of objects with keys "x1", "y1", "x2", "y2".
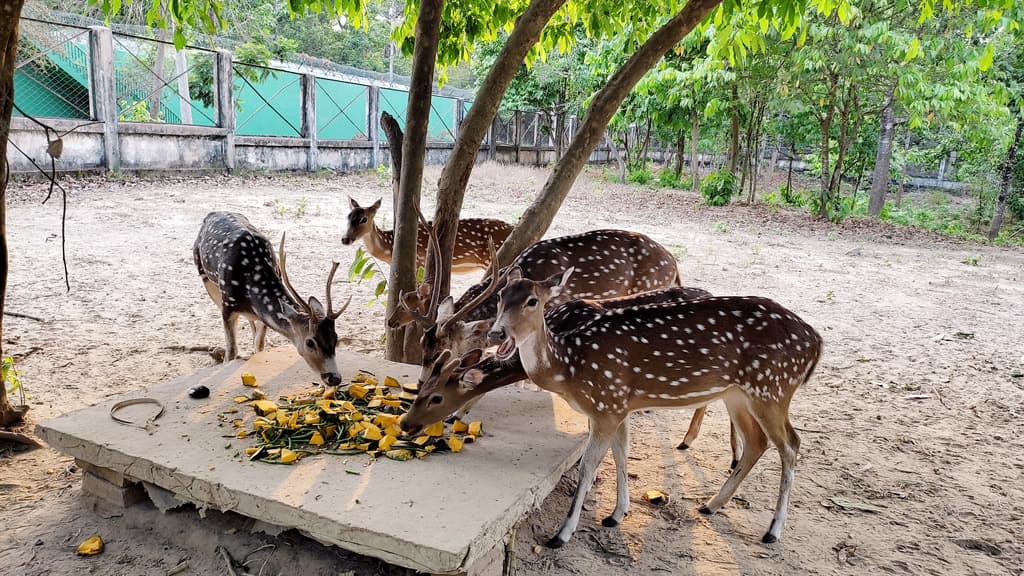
[
  {"x1": 392, "y1": 228, "x2": 734, "y2": 458},
  {"x1": 195, "y1": 212, "x2": 350, "y2": 386},
  {"x1": 481, "y1": 267, "x2": 821, "y2": 547},
  {"x1": 341, "y1": 198, "x2": 513, "y2": 272}
]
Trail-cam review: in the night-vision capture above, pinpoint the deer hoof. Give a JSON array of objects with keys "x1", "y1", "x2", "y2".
[
  {"x1": 601, "y1": 516, "x2": 619, "y2": 528},
  {"x1": 761, "y1": 532, "x2": 778, "y2": 544},
  {"x1": 676, "y1": 441, "x2": 690, "y2": 450},
  {"x1": 545, "y1": 535, "x2": 567, "y2": 549},
  {"x1": 698, "y1": 505, "x2": 713, "y2": 515}
]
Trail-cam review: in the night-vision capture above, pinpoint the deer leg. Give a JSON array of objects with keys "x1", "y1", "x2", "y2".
[
  {"x1": 222, "y1": 310, "x2": 239, "y2": 362},
  {"x1": 602, "y1": 417, "x2": 631, "y2": 528},
  {"x1": 749, "y1": 404, "x2": 801, "y2": 544},
  {"x1": 548, "y1": 420, "x2": 616, "y2": 548},
  {"x1": 729, "y1": 418, "x2": 741, "y2": 470},
  {"x1": 700, "y1": 399, "x2": 768, "y2": 514},
  {"x1": 677, "y1": 407, "x2": 706, "y2": 450},
  {"x1": 254, "y1": 321, "x2": 268, "y2": 352}
]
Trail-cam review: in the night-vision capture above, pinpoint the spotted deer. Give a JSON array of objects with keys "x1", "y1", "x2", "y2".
[
  {"x1": 194, "y1": 212, "x2": 350, "y2": 386},
  {"x1": 400, "y1": 285, "x2": 714, "y2": 437},
  {"x1": 485, "y1": 267, "x2": 822, "y2": 547},
  {"x1": 341, "y1": 197, "x2": 513, "y2": 273},
  {"x1": 392, "y1": 229, "x2": 730, "y2": 455}
]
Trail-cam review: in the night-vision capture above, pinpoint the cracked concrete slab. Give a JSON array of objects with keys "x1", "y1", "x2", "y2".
[{"x1": 37, "y1": 347, "x2": 588, "y2": 574}]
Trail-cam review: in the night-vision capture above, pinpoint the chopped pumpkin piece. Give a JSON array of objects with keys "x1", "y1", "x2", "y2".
[
  {"x1": 279, "y1": 449, "x2": 299, "y2": 463},
  {"x1": 423, "y1": 421, "x2": 445, "y2": 437},
  {"x1": 401, "y1": 382, "x2": 419, "y2": 394},
  {"x1": 398, "y1": 391, "x2": 418, "y2": 402},
  {"x1": 348, "y1": 384, "x2": 369, "y2": 399},
  {"x1": 361, "y1": 423, "x2": 383, "y2": 441},
  {"x1": 236, "y1": 430, "x2": 249, "y2": 438},
  {"x1": 384, "y1": 423, "x2": 403, "y2": 438},
  {"x1": 384, "y1": 376, "x2": 400, "y2": 389},
  {"x1": 412, "y1": 435, "x2": 431, "y2": 446},
  {"x1": 448, "y1": 436, "x2": 464, "y2": 453},
  {"x1": 309, "y1": 432, "x2": 325, "y2": 446},
  {"x1": 364, "y1": 377, "x2": 378, "y2": 387},
  {"x1": 452, "y1": 420, "x2": 469, "y2": 434},
  {"x1": 339, "y1": 401, "x2": 357, "y2": 412},
  {"x1": 233, "y1": 395, "x2": 251, "y2": 404},
  {"x1": 241, "y1": 372, "x2": 257, "y2": 387},
  {"x1": 245, "y1": 447, "x2": 260, "y2": 455},
  {"x1": 303, "y1": 412, "x2": 321, "y2": 425},
  {"x1": 463, "y1": 435, "x2": 476, "y2": 444},
  {"x1": 468, "y1": 422, "x2": 483, "y2": 436},
  {"x1": 379, "y1": 434, "x2": 398, "y2": 451},
  {"x1": 287, "y1": 411, "x2": 300, "y2": 429},
  {"x1": 644, "y1": 490, "x2": 668, "y2": 505},
  {"x1": 385, "y1": 449, "x2": 413, "y2": 461},
  {"x1": 367, "y1": 398, "x2": 383, "y2": 408},
  {"x1": 251, "y1": 389, "x2": 267, "y2": 400},
  {"x1": 251, "y1": 400, "x2": 278, "y2": 416},
  {"x1": 76, "y1": 536, "x2": 104, "y2": 556}
]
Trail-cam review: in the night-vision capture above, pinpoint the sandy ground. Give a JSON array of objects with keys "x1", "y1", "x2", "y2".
[{"x1": 0, "y1": 164, "x2": 1022, "y2": 576}]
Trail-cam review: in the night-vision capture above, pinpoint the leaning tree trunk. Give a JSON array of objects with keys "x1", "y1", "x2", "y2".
[
  {"x1": 428, "y1": 0, "x2": 567, "y2": 300},
  {"x1": 989, "y1": 114, "x2": 1023, "y2": 240},
  {"x1": 497, "y1": 0, "x2": 724, "y2": 263},
  {"x1": 384, "y1": 0, "x2": 443, "y2": 363},
  {"x1": 868, "y1": 86, "x2": 896, "y2": 218},
  {"x1": 0, "y1": 0, "x2": 27, "y2": 427},
  {"x1": 380, "y1": 112, "x2": 403, "y2": 202}
]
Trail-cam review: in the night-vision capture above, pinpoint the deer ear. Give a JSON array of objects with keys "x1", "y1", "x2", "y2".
[
  {"x1": 543, "y1": 267, "x2": 573, "y2": 297},
  {"x1": 370, "y1": 198, "x2": 382, "y2": 211},
  {"x1": 464, "y1": 320, "x2": 491, "y2": 339},
  {"x1": 416, "y1": 282, "x2": 432, "y2": 298},
  {"x1": 307, "y1": 296, "x2": 326, "y2": 318},
  {"x1": 349, "y1": 196, "x2": 359, "y2": 210},
  {"x1": 506, "y1": 267, "x2": 523, "y2": 282},
  {"x1": 460, "y1": 348, "x2": 485, "y2": 368},
  {"x1": 437, "y1": 296, "x2": 455, "y2": 321},
  {"x1": 461, "y1": 368, "x2": 485, "y2": 390}
]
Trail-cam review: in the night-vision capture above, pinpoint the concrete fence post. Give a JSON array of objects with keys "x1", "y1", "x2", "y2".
[
  {"x1": 88, "y1": 26, "x2": 119, "y2": 171},
  {"x1": 514, "y1": 110, "x2": 522, "y2": 164},
  {"x1": 301, "y1": 73, "x2": 318, "y2": 171},
  {"x1": 214, "y1": 49, "x2": 235, "y2": 171},
  {"x1": 368, "y1": 85, "x2": 380, "y2": 168}
]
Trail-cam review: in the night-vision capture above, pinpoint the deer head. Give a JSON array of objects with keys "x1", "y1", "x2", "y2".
[
  {"x1": 278, "y1": 234, "x2": 351, "y2": 385},
  {"x1": 488, "y1": 267, "x2": 573, "y2": 361},
  {"x1": 341, "y1": 197, "x2": 381, "y2": 245}
]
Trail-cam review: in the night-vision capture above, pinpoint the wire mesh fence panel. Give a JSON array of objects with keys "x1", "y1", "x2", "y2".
[
  {"x1": 428, "y1": 96, "x2": 457, "y2": 142},
  {"x1": 520, "y1": 112, "x2": 539, "y2": 147},
  {"x1": 233, "y1": 63, "x2": 303, "y2": 137},
  {"x1": 494, "y1": 111, "x2": 515, "y2": 145},
  {"x1": 378, "y1": 88, "x2": 408, "y2": 141},
  {"x1": 315, "y1": 78, "x2": 368, "y2": 140},
  {"x1": 110, "y1": 33, "x2": 218, "y2": 126},
  {"x1": 13, "y1": 20, "x2": 91, "y2": 120}
]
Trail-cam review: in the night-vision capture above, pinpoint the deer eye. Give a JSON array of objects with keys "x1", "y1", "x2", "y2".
[
  {"x1": 359, "y1": 217, "x2": 368, "y2": 224},
  {"x1": 526, "y1": 297, "x2": 539, "y2": 307},
  {"x1": 429, "y1": 394, "x2": 444, "y2": 405},
  {"x1": 305, "y1": 338, "x2": 316, "y2": 349}
]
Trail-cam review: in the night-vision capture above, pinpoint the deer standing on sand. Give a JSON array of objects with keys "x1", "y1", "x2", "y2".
[
  {"x1": 393, "y1": 229, "x2": 732, "y2": 458},
  {"x1": 481, "y1": 267, "x2": 822, "y2": 547},
  {"x1": 341, "y1": 198, "x2": 513, "y2": 273},
  {"x1": 194, "y1": 212, "x2": 350, "y2": 386}
]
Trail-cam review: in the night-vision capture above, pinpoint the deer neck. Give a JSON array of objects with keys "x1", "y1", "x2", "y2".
[
  {"x1": 363, "y1": 220, "x2": 394, "y2": 263},
  {"x1": 249, "y1": 285, "x2": 310, "y2": 341},
  {"x1": 515, "y1": 315, "x2": 569, "y2": 389}
]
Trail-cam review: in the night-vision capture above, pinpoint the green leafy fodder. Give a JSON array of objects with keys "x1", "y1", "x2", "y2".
[{"x1": 700, "y1": 169, "x2": 738, "y2": 206}]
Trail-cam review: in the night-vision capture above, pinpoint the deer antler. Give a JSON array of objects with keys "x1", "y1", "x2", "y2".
[
  {"x1": 278, "y1": 232, "x2": 315, "y2": 317},
  {"x1": 325, "y1": 261, "x2": 351, "y2": 319},
  {"x1": 401, "y1": 203, "x2": 444, "y2": 327},
  {"x1": 438, "y1": 238, "x2": 500, "y2": 336}
]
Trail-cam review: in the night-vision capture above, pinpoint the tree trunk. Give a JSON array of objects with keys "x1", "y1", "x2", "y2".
[
  {"x1": 787, "y1": 142, "x2": 794, "y2": 194},
  {"x1": 896, "y1": 127, "x2": 911, "y2": 207},
  {"x1": 690, "y1": 111, "x2": 700, "y2": 193},
  {"x1": 554, "y1": 110, "x2": 565, "y2": 163},
  {"x1": 674, "y1": 131, "x2": 685, "y2": 179},
  {"x1": 868, "y1": 86, "x2": 896, "y2": 218},
  {"x1": 0, "y1": 0, "x2": 27, "y2": 427},
  {"x1": 639, "y1": 117, "x2": 653, "y2": 169},
  {"x1": 606, "y1": 134, "x2": 626, "y2": 183},
  {"x1": 429, "y1": 0, "x2": 567, "y2": 301},
  {"x1": 989, "y1": 114, "x2": 1023, "y2": 240},
  {"x1": 380, "y1": 112, "x2": 403, "y2": 201},
  {"x1": 384, "y1": 0, "x2": 443, "y2": 363},
  {"x1": 727, "y1": 81, "x2": 739, "y2": 175},
  {"x1": 828, "y1": 89, "x2": 855, "y2": 200},
  {"x1": 497, "y1": 0, "x2": 723, "y2": 263},
  {"x1": 767, "y1": 133, "x2": 780, "y2": 180}
]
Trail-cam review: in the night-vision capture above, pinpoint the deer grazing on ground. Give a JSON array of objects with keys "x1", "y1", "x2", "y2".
[
  {"x1": 392, "y1": 228, "x2": 732, "y2": 457},
  {"x1": 480, "y1": 267, "x2": 822, "y2": 547},
  {"x1": 194, "y1": 212, "x2": 350, "y2": 386},
  {"x1": 341, "y1": 197, "x2": 513, "y2": 273}
]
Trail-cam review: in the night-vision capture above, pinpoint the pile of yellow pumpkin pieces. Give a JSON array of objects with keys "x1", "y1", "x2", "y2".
[{"x1": 233, "y1": 372, "x2": 482, "y2": 465}]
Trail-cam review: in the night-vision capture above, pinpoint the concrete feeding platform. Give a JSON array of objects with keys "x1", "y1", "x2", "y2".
[{"x1": 37, "y1": 347, "x2": 589, "y2": 575}]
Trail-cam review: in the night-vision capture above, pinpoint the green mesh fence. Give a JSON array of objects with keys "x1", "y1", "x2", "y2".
[
  {"x1": 233, "y1": 63, "x2": 303, "y2": 137},
  {"x1": 13, "y1": 20, "x2": 91, "y2": 120},
  {"x1": 316, "y1": 77, "x2": 368, "y2": 140}
]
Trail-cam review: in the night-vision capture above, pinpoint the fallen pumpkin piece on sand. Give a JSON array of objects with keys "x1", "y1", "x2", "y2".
[{"x1": 76, "y1": 535, "x2": 104, "y2": 556}]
